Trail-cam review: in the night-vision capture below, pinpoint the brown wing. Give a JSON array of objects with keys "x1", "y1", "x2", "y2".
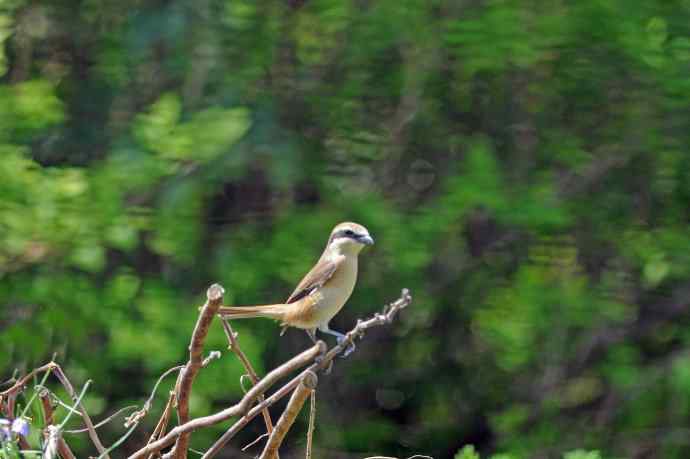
[{"x1": 286, "y1": 257, "x2": 341, "y2": 304}]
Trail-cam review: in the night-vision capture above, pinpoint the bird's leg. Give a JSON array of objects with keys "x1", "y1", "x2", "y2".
[
  {"x1": 318, "y1": 325, "x2": 355, "y2": 358},
  {"x1": 305, "y1": 328, "x2": 317, "y2": 343},
  {"x1": 309, "y1": 328, "x2": 335, "y2": 373}
]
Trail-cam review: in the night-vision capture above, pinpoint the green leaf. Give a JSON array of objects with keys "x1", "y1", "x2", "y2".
[
  {"x1": 70, "y1": 244, "x2": 106, "y2": 272},
  {"x1": 455, "y1": 445, "x2": 480, "y2": 459},
  {"x1": 563, "y1": 450, "x2": 602, "y2": 459},
  {"x1": 133, "y1": 92, "x2": 183, "y2": 154},
  {"x1": 134, "y1": 93, "x2": 251, "y2": 162}
]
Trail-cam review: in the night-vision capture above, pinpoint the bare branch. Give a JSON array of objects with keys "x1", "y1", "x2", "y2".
[
  {"x1": 305, "y1": 389, "x2": 316, "y2": 459},
  {"x1": 125, "y1": 365, "x2": 184, "y2": 428},
  {"x1": 65, "y1": 405, "x2": 138, "y2": 434},
  {"x1": 0, "y1": 369, "x2": 20, "y2": 388},
  {"x1": 40, "y1": 390, "x2": 55, "y2": 426},
  {"x1": 313, "y1": 289, "x2": 412, "y2": 372},
  {"x1": 145, "y1": 391, "x2": 176, "y2": 459},
  {"x1": 259, "y1": 371, "x2": 318, "y2": 459},
  {"x1": 200, "y1": 370, "x2": 307, "y2": 458},
  {"x1": 202, "y1": 289, "x2": 412, "y2": 458},
  {"x1": 220, "y1": 317, "x2": 274, "y2": 435},
  {"x1": 170, "y1": 283, "x2": 225, "y2": 459},
  {"x1": 3, "y1": 287, "x2": 412, "y2": 459},
  {"x1": 128, "y1": 342, "x2": 325, "y2": 459},
  {"x1": 53, "y1": 365, "x2": 110, "y2": 458},
  {"x1": 242, "y1": 432, "x2": 269, "y2": 451},
  {"x1": 57, "y1": 380, "x2": 92, "y2": 429},
  {"x1": 0, "y1": 362, "x2": 57, "y2": 401}
]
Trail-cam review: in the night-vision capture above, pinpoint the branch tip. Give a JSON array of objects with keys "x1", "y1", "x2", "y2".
[{"x1": 207, "y1": 284, "x2": 225, "y2": 301}]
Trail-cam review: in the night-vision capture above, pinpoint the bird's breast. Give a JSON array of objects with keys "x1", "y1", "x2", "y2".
[{"x1": 310, "y1": 256, "x2": 358, "y2": 325}]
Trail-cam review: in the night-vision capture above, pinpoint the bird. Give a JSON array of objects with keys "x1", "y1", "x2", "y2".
[{"x1": 219, "y1": 222, "x2": 374, "y2": 356}]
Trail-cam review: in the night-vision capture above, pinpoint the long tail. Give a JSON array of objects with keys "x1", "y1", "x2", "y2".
[{"x1": 218, "y1": 304, "x2": 287, "y2": 321}]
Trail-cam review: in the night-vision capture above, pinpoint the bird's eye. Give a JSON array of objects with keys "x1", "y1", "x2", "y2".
[{"x1": 344, "y1": 230, "x2": 354, "y2": 236}]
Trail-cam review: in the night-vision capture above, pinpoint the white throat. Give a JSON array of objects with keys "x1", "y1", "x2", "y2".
[{"x1": 327, "y1": 238, "x2": 363, "y2": 257}]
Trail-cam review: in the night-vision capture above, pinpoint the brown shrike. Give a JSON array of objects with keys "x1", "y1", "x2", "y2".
[{"x1": 219, "y1": 222, "x2": 374, "y2": 356}]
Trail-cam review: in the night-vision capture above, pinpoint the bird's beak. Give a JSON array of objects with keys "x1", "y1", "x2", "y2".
[{"x1": 358, "y1": 234, "x2": 374, "y2": 245}]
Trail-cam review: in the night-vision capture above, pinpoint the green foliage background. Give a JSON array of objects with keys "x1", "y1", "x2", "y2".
[{"x1": 1, "y1": 0, "x2": 690, "y2": 457}]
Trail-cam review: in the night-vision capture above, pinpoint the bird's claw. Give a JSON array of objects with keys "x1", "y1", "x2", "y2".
[
  {"x1": 314, "y1": 353, "x2": 334, "y2": 374},
  {"x1": 337, "y1": 336, "x2": 355, "y2": 358},
  {"x1": 324, "y1": 359, "x2": 334, "y2": 374},
  {"x1": 342, "y1": 344, "x2": 355, "y2": 358}
]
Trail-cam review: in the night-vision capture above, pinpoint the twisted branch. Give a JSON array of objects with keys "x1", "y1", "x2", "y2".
[
  {"x1": 53, "y1": 365, "x2": 109, "y2": 458},
  {"x1": 170, "y1": 283, "x2": 225, "y2": 459},
  {"x1": 128, "y1": 342, "x2": 326, "y2": 459},
  {"x1": 201, "y1": 289, "x2": 412, "y2": 458},
  {"x1": 220, "y1": 318, "x2": 274, "y2": 436}
]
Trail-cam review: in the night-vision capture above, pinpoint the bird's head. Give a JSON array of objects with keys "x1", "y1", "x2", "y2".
[{"x1": 327, "y1": 222, "x2": 374, "y2": 254}]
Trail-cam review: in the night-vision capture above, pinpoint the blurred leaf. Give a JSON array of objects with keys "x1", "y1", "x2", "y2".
[
  {"x1": 134, "y1": 93, "x2": 251, "y2": 162},
  {"x1": 563, "y1": 450, "x2": 602, "y2": 459},
  {"x1": 455, "y1": 445, "x2": 480, "y2": 459},
  {"x1": 174, "y1": 106, "x2": 251, "y2": 161}
]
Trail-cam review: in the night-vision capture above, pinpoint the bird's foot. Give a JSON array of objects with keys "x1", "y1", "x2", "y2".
[
  {"x1": 324, "y1": 359, "x2": 334, "y2": 374},
  {"x1": 305, "y1": 328, "x2": 317, "y2": 343},
  {"x1": 314, "y1": 352, "x2": 334, "y2": 374},
  {"x1": 336, "y1": 335, "x2": 356, "y2": 358}
]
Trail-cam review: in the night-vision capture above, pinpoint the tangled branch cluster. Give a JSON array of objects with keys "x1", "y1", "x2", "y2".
[{"x1": 0, "y1": 285, "x2": 412, "y2": 458}]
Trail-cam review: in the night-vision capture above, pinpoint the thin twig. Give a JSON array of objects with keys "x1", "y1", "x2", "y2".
[
  {"x1": 200, "y1": 372, "x2": 304, "y2": 458},
  {"x1": 0, "y1": 362, "x2": 57, "y2": 400},
  {"x1": 95, "y1": 422, "x2": 139, "y2": 459},
  {"x1": 220, "y1": 317, "x2": 274, "y2": 435},
  {"x1": 132, "y1": 349, "x2": 217, "y2": 450},
  {"x1": 0, "y1": 369, "x2": 19, "y2": 388},
  {"x1": 305, "y1": 389, "x2": 316, "y2": 459},
  {"x1": 128, "y1": 342, "x2": 325, "y2": 459},
  {"x1": 202, "y1": 290, "x2": 412, "y2": 459},
  {"x1": 40, "y1": 390, "x2": 55, "y2": 426},
  {"x1": 242, "y1": 432, "x2": 269, "y2": 451},
  {"x1": 145, "y1": 391, "x2": 176, "y2": 459},
  {"x1": 311, "y1": 289, "x2": 412, "y2": 374},
  {"x1": 19, "y1": 364, "x2": 54, "y2": 418},
  {"x1": 259, "y1": 371, "x2": 318, "y2": 459},
  {"x1": 3, "y1": 393, "x2": 16, "y2": 418},
  {"x1": 170, "y1": 283, "x2": 225, "y2": 459},
  {"x1": 125, "y1": 365, "x2": 184, "y2": 428},
  {"x1": 65, "y1": 405, "x2": 138, "y2": 434},
  {"x1": 201, "y1": 351, "x2": 221, "y2": 367},
  {"x1": 53, "y1": 365, "x2": 110, "y2": 458},
  {"x1": 4, "y1": 362, "x2": 111, "y2": 459},
  {"x1": 38, "y1": 383, "x2": 138, "y2": 433},
  {"x1": 57, "y1": 380, "x2": 92, "y2": 429},
  {"x1": 35, "y1": 386, "x2": 83, "y2": 417}
]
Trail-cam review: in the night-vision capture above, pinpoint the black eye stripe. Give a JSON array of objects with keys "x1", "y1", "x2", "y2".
[{"x1": 332, "y1": 229, "x2": 359, "y2": 240}]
